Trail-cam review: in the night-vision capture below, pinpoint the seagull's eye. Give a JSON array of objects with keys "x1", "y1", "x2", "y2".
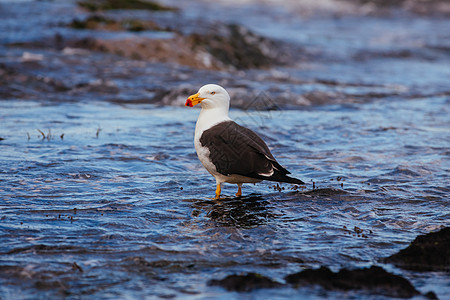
[{"x1": 211, "y1": 92, "x2": 216, "y2": 95}]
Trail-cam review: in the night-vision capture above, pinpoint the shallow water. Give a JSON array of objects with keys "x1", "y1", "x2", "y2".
[
  {"x1": 1, "y1": 97, "x2": 449, "y2": 298},
  {"x1": 1, "y1": 0, "x2": 450, "y2": 299}
]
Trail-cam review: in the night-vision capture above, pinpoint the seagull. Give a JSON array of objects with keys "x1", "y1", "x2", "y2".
[{"x1": 186, "y1": 84, "x2": 304, "y2": 199}]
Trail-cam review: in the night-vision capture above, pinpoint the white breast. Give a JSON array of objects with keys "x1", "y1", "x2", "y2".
[{"x1": 194, "y1": 107, "x2": 231, "y2": 182}]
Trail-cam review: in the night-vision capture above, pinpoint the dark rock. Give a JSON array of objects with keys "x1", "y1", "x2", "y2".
[
  {"x1": 285, "y1": 266, "x2": 420, "y2": 298},
  {"x1": 71, "y1": 34, "x2": 226, "y2": 70},
  {"x1": 69, "y1": 15, "x2": 162, "y2": 32},
  {"x1": 208, "y1": 273, "x2": 282, "y2": 292},
  {"x1": 70, "y1": 15, "x2": 115, "y2": 30},
  {"x1": 189, "y1": 24, "x2": 293, "y2": 70},
  {"x1": 0, "y1": 63, "x2": 70, "y2": 100},
  {"x1": 66, "y1": 20, "x2": 300, "y2": 70},
  {"x1": 384, "y1": 227, "x2": 450, "y2": 271},
  {"x1": 424, "y1": 291, "x2": 439, "y2": 300},
  {"x1": 77, "y1": 0, "x2": 177, "y2": 12}
]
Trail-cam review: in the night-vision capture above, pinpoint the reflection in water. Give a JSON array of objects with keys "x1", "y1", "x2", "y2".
[{"x1": 191, "y1": 195, "x2": 274, "y2": 228}]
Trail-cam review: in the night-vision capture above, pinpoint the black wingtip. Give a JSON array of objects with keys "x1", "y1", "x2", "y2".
[
  {"x1": 264, "y1": 173, "x2": 305, "y2": 185},
  {"x1": 283, "y1": 176, "x2": 305, "y2": 185}
]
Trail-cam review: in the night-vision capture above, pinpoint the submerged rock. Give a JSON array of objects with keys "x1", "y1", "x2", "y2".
[
  {"x1": 77, "y1": 0, "x2": 177, "y2": 12},
  {"x1": 384, "y1": 227, "x2": 450, "y2": 271},
  {"x1": 285, "y1": 266, "x2": 420, "y2": 298},
  {"x1": 208, "y1": 273, "x2": 282, "y2": 292},
  {"x1": 0, "y1": 63, "x2": 70, "y2": 100},
  {"x1": 69, "y1": 15, "x2": 162, "y2": 32}
]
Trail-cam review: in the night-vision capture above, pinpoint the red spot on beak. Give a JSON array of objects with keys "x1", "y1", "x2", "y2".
[{"x1": 185, "y1": 99, "x2": 193, "y2": 107}]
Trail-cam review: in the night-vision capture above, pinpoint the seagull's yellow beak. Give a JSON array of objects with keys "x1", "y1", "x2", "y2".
[{"x1": 185, "y1": 92, "x2": 205, "y2": 107}]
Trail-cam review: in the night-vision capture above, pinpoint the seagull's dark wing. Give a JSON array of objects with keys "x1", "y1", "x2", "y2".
[{"x1": 200, "y1": 121, "x2": 304, "y2": 184}]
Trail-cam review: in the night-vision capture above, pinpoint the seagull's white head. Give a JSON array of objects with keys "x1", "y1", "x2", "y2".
[{"x1": 185, "y1": 84, "x2": 230, "y2": 110}]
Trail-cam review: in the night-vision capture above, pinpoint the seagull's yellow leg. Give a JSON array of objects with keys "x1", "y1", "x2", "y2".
[
  {"x1": 235, "y1": 184, "x2": 242, "y2": 197},
  {"x1": 214, "y1": 183, "x2": 222, "y2": 199}
]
